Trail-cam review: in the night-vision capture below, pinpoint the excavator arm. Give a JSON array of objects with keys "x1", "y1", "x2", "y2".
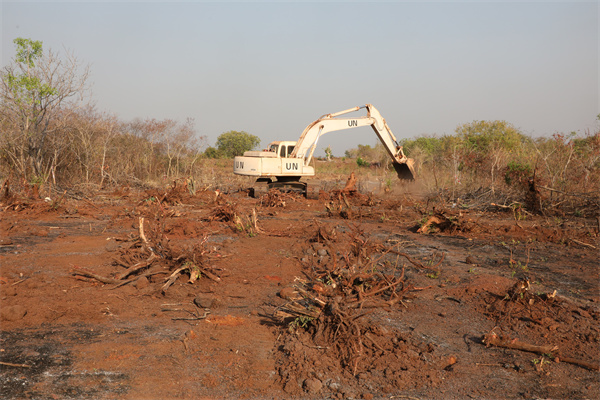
[{"x1": 290, "y1": 104, "x2": 415, "y2": 180}]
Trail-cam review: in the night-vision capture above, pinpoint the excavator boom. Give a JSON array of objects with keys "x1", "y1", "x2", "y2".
[
  {"x1": 233, "y1": 104, "x2": 415, "y2": 196},
  {"x1": 290, "y1": 104, "x2": 415, "y2": 180}
]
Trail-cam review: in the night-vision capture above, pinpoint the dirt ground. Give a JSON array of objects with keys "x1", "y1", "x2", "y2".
[{"x1": 1, "y1": 180, "x2": 598, "y2": 399}]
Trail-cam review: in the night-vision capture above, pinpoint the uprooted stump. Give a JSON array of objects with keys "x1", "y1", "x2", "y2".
[
  {"x1": 207, "y1": 203, "x2": 239, "y2": 222},
  {"x1": 269, "y1": 224, "x2": 444, "y2": 396},
  {"x1": 274, "y1": 267, "x2": 411, "y2": 369},
  {"x1": 483, "y1": 276, "x2": 562, "y2": 326},
  {"x1": 320, "y1": 173, "x2": 377, "y2": 219},
  {"x1": 272, "y1": 267, "x2": 442, "y2": 396},
  {"x1": 72, "y1": 216, "x2": 222, "y2": 293},
  {"x1": 259, "y1": 189, "x2": 300, "y2": 208},
  {"x1": 417, "y1": 211, "x2": 476, "y2": 234},
  {"x1": 138, "y1": 177, "x2": 195, "y2": 206}
]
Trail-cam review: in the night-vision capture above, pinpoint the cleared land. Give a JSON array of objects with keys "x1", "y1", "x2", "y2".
[{"x1": 0, "y1": 178, "x2": 598, "y2": 399}]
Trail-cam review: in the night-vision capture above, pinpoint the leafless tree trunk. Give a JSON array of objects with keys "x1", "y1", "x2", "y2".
[{"x1": 1, "y1": 45, "x2": 90, "y2": 180}]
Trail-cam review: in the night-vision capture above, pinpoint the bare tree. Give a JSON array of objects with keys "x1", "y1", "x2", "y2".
[{"x1": 0, "y1": 38, "x2": 90, "y2": 180}]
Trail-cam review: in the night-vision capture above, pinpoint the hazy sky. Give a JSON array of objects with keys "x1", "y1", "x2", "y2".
[{"x1": 1, "y1": 1, "x2": 598, "y2": 156}]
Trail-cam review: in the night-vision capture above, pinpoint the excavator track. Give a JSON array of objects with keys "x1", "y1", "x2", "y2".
[
  {"x1": 268, "y1": 181, "x2": 306, "y2": 194},
  {"x1": 251, "y1": 179, "x2": 318, "y2": 199}
]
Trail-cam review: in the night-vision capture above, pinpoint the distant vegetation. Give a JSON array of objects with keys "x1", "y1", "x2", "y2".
[
  {"x1": 0, "y1": 38, "x2": 256, "y2": 187},
  {"x1": 1, "y1": 38, "x2": 598, "y2": 216},
  {"x1": 342, "y1": 119, "x2": 599, "y2": 215},
  {"x1": 205, "y1": 130, "x2": 261, "y2": 159},
  {"x1": 397, "y1": 120, "x2": 599, "y2": 198}
]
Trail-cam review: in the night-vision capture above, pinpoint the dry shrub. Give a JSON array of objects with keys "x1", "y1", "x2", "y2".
[
  {"x1": 402, "y1": 128, "x2": 600, "y2": 216},
  {"x1": 259, "y1": 189, "x2": 299, "y2": 207}
]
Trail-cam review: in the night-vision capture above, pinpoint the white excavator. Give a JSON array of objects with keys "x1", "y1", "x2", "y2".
[{"x1": 233, "y1": 104, "x2": 415, "y2": 197}]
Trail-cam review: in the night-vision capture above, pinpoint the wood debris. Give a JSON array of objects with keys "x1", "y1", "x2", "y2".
[
  {"x1": 72, "y1": 216, "x2": 220, "y2": 292},
  {"x1": 271, "y1": 224, "x2": 423, "y2": 376},
  {"x1": 483, "y1": 331, "x2": 599, "y2": 371},
  {"x1": 259, "y1": 189, "x2": 299, "y2": 207}
]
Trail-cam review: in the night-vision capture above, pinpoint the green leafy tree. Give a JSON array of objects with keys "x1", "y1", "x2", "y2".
[
  {"x1": 454, "y1": 120, "x2": 528, "y2": 193},
  {"x1": 0, "y1": 38, "x2": 90, "y2": 179},
  {"x1": 455, "y1": 120, "x2": 525, "y2": 153},
  {"x1": 324, "y1": 145, "x2": 333, "y2": 161},
  {"x1": 344, "y1": 148, "x2": 357, "y2": 158},
  {"x1": 203, "y1": 146, "x2": 223, "y2": 159},
  {"x1": 215, "y1": 130, "x2": 260, "y2": 158}
]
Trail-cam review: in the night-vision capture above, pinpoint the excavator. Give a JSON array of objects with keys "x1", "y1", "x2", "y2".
[{"x1": 233, "y1": 104, "x2": 415, "y2": 197}]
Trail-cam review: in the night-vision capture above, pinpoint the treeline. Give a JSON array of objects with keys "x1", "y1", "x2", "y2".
[
  {"x1": 0, "y1": 103, "x2": 206, "y2": 187},
  {"x1": 0, "y1": 38, "x2": 252, "y2": 189},
  {"x1": 343, "y1": 120, "x2": 599, "y2": 212},
  {"x1": 400, "y1": 120, "x2": 599, "y2": 196},
  {"x1": 2, "y1": 38, "x2": 598, "y2": 210}
]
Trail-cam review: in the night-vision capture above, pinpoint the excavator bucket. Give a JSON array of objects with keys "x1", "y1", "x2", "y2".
[{"x1": 393, "y1": 160, "x2": 416, "y2": 181}]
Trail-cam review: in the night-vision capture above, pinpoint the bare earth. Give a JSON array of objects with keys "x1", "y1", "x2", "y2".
[{"x1": 1, "y1": 183, "x2": 598, "y2": 399}]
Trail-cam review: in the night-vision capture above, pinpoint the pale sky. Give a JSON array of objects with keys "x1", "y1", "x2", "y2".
[{"x1": 1, "y1": 1, "x2": 598, "y2": 156}]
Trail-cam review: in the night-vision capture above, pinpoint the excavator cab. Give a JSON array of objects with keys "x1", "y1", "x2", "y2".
[
  {"x1": 267, "y1": 142, "x2": 296, "y2": 158},
  {"x1": 279, "y1": 144, "x2": 295, "y2": 158}
]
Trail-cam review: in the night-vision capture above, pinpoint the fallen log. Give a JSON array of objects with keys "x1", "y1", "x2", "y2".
[
  {"x1": 482, "y1": 331, "x2": 599, "y2": 371},
  {"x1": 108, "y1": 269, "x2": 166, "y2": 290},
  {"x1": 115, "y1": 253, "x2": 158, "y2": 280},
  {"x1": 0, "y1": 361, "x2": 31, "y2": 368},
  {"x1": 483, "y1": 332, "x2": 557, "y2": 354},
  {"x1": 557, "y1": 355, "x2": 600, "y2": 371},
  {"x1": 71, "y1": 267, "x2": 120, "y2": 285}
]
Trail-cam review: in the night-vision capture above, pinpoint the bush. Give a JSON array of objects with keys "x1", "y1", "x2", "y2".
[
  {"x1": 504, "y1": 161, "x2": 532, "y2": 187},
  {"x1": 356, "y1": 157, "x2": 370, "y2": 167},
  {"x1": 216, "y1": 130, "x2": 260, "y2": 158},
  {"x1": 203, "y1": 147, "x2": 223, "y2": 159}
]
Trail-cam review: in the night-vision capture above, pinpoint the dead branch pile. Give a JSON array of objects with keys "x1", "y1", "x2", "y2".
[
  {"x1": 1, "y1": 179, "x2": 12, "y2": 203},
  {"x1": 0, "y1": 179, "x2": 29, "y2": 211},
  {"x1": 259, "y1": 189, "x2": 300, "y2": 207},
  {"x1": 72, "y1": 216, "x2": 221, "y2": 292},
  {"x1": 0, "y1": 178, "x2": 57, "y2": 211},
  {"x1": 0, "y1": 178, "x2": 44, "y2": 211},
  {"x1": 140, "y1": 177, "x2": 194, "y2": 206},
  {"x1": 271, "y1": 224, "x2": 418, "y2": 376},
  {"x1": 484, "y1": 276, "x2": 561, "y2": 326},
  {"x1": 207, "y1": 202, "x2": 239, "y2": 222},
  {"x1": 417, "y1": 211, "x2": 476, "y2": 234},
  {"x1": 480, "y1": 276, "x2": 600, "y2": 371}
]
